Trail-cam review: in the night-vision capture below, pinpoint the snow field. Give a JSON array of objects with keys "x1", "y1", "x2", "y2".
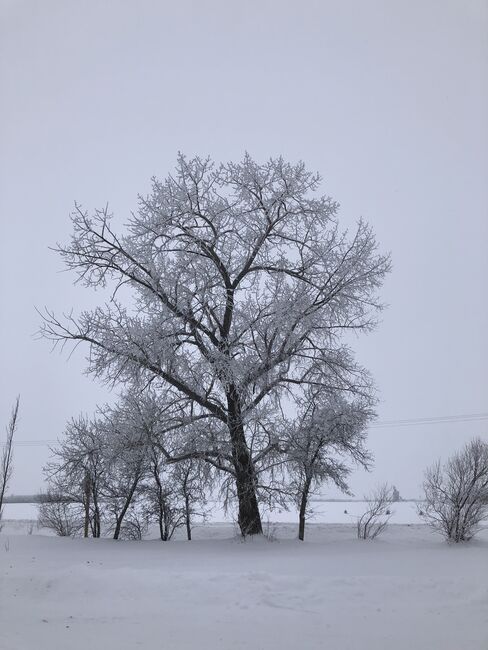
[{"x1": 1, "y1": 523, "x2": 487, "y2": 650}]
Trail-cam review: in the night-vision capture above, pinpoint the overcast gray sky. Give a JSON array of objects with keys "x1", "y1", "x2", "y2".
[{"x1": 1, "y1": 0, "x2": 487, "y2": 497}]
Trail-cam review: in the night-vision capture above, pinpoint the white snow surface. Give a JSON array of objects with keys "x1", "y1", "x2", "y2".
[{"x1": 1, "y1": 521, "x2": 487, "y2": 650}]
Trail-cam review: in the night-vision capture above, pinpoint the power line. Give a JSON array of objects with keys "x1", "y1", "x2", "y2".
[
  {"x1": 369, "y1": 412, "x2": 488, "y2": 429},
  {"x1": 11, "y1": 440, "x2": 58, "y2": 447},
  {"x1": 5, "y1": 411, "x2": 488, "y2": 447}
]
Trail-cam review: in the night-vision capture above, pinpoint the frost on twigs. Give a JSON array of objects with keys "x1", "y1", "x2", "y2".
[{"x1": 38, "y1": 154, "x2": 390, "y2": 536}]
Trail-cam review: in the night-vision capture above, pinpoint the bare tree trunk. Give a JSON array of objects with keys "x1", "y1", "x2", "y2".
[
  {"x1": 180, "y1": 469, "x2": 192, "y2": 541},
  {"x1": 152, "y1": 464, "x2": 167, "y2": 541},
  {"x1": 234, "y1": 463, "x2": 262, "y2": 536},
  {"x1": 113, "y1": 473, "x2": 141, "y2": 540},
  {"x1": 94, "y1": 506, "x2": 101, "y2": 538},
  {"x1": 298, "y1": 478, "x2": 312, "y2": 541},
  {"x1": 184, "y1": 492, "x2": 191, "y2": 541},
  {"x1": 91, "y1": 487, "x2": 101, "y2": 538},
  {"x1": 83, "y1": 473, "x2": 91, "y2": 538},
  {"x1": 162, "y1": 504, "x2": 171, "y2": 541},
  {"x1": 227, "y1": 388, "x2": 262, "y2": 536},
  {"x1": 159, "y1": 512, "x2": 165, "y2": 541}
]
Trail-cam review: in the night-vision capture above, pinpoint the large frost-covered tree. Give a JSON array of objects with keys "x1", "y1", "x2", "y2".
[{"x1": 40, "y1": 155, "x2": 390, "y2": 535}]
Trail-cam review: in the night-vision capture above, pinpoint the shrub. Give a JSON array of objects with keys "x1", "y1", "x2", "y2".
[
  {"x1": 357, "y1": 483, "x2": 393, "y2": 539},
  {"x1": 38, "y1": 499, "x2": 83, "y2": 537},
  {"x1": 419, "y1": 438, "x2": 488, "y2": 542}
]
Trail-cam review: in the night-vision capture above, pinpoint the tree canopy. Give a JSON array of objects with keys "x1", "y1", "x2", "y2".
[{"x1": 40, "y1": 154, "x2": 390, "y2": 535}]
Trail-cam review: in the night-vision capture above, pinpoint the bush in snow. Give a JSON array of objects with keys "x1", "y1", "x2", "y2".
[
  {"x1": 38, "y1": 497, "x2": 83, "y2": 537},
  {"x1": 357, "y1": 483, "x2": 393, "y2": 539},
  {"x1": 117, "y1": 508, "x2": 149, "y2": 541},
  {"x1": 419, "y1": 438, "x2": 488, "y2": 542}
]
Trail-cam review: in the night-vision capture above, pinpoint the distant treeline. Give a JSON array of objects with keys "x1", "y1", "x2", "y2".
[
  {"x1": 4, "y1": 494, "x2": 60, "y2": 504},
  {"x1": 4, "y1": 495, "x2": 42, "y2": 503}
]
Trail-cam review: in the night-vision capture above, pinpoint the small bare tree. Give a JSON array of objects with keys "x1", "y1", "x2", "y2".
[
  {"x1": 142, "y1": 447, "x2": 187, "y2": 541},
  {"x1": 0, "y1": 396, "x2": 20, "y2": 529},
  {"x1": 103, "y1": 433, "x2": 147, "y2": 541},
  {"x1": 173, "y1": 459, "x2": 210, "y2": 541},
  {"x1": 38, "y1": 496, "x2": 83, "y2": 537},
  {"x1": 286, "y1": 392, "x2": 373, "y2": 541},
  {"x1": 419, "y1": 438, "x2": 488, "y2": 542},
  {"x1": 357, "y1": 483, "x2": 393, "y2": 539},
  {"x1": 44, "y1": 415, "x2": 106, "y2": 538}
]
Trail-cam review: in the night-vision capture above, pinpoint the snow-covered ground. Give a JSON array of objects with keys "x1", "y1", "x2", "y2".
[{"x1": 1, "y1": 518, "x2": 487, "y2": 650}]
